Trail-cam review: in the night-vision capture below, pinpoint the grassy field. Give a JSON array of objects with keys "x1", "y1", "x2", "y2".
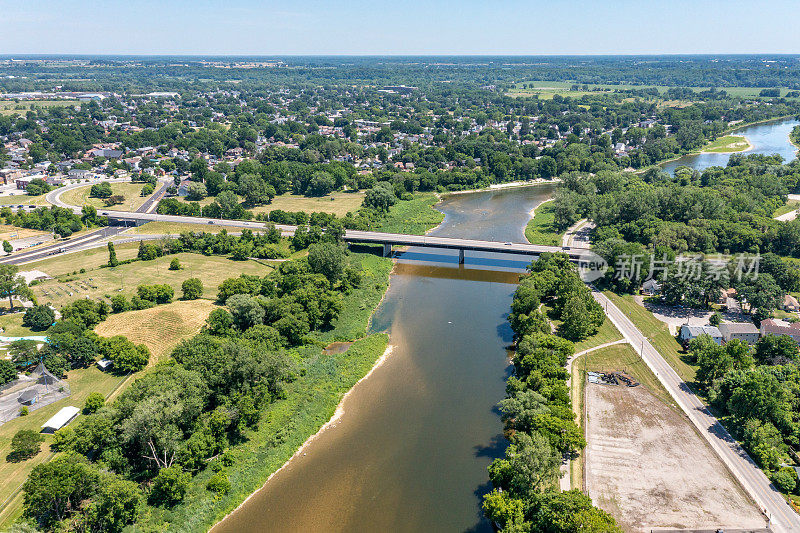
[
  {"x1": 0, "y1": 99, "x2": 81, "y2": 116},
  {"x1": 774, "y1": 200, "x2": 800, "y2": 218},
  {"x1": 0, "y1": 366, "x2": 127, "y2": 527},
  {"x1": 126, "y1": 221, "x2": 251, "y2": 235},
  {"x1": 603, "y1": 291, "x2": 697, "y2": 384},
  {"x1": 702, "y1": 135, "x2": 751, "y2": 153},
  {"x1": 524, "y1": 200, "x2": 561, "y2": 246},
  {"x1": 506, "y1": 81, "x2": 800, "y2": 101},
  {"x1": 95, "y1": 300, "x2": 217, "y2": 365},
  {"x1": 0, "y1": 194, "x2": 52, "y2": 207},
  {"x1": 15, "y1": 241, "x2": 140, "y2": 277},
  {"x1": 251, "y1": 191, "x2": 365, "y2": 218},
  {"x1": 0, "y1": 225, "x2": 49, "y2": 241},
  {"x1": 31, "y1": 251, "x2": 272, "y2": 309},
  {"x1": 0, "y1": 313, "x2": 38, "y2": 337},
  {"x1": 373, "y1": 193, "x2": 444, "y2": 234},
  {"x1": 572, "y1": 317, "x2": 624, "y2": 353},
  {"x1": 59, "y1": 182, "x2": 154, "y2": 212}
]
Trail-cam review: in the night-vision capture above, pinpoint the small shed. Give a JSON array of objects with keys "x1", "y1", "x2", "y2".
[
  {"x1": 41, "y1": 406, "x2": 79, "y2": 433},
  {"x1": 96, "y1": 359, "x2": 113, "y2": 371}
]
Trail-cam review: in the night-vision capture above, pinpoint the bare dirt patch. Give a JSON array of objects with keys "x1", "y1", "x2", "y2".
[{"x1": 585, "y1": 382, "x2": 764, "y2": 532}]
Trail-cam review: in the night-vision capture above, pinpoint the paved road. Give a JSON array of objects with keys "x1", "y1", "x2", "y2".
[
  {"x1": 775, "y1": 194, "x2": 800, "y2": 221},
  {"x1": 593, "y1": 290, "x2": 799, "y2": 533}
]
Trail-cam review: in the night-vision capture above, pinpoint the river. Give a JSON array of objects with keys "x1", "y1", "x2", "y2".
[
  {"x1": 661, "y1": 117, "x2": 799, "y2": 174},
  {"x1": 213, "y1": 183, "x2": 556, "y2": 533}
]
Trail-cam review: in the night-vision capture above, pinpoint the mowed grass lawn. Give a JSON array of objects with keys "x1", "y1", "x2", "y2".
[
  {"x1": 0, "y1": 367, "x2": 127, "y2": 527},
  {"x1": 0, "y1": 225, "x2": 49, "y2": 241},
  {"x1": 19, "y1": 242, "x2": 142, "y2": 277},
  {"x1": 127, "y1": 221, "x2": 252, "y2": 235},
  {"x1": 95, "y1": 300, "x2": 217, "y2": 365},
  {"x1": 572, "y1": 317, "x2": 623, "y2": 353},
  {"x1": 0, "y1": 99, "x2": 81, "y2": 116},
  {"x1": 250, "y1": 191, "x2": 365, "y2": 218},
  {"x1": 30, "y1": 251, "x2": 272, "y2": 309},
  {"x1": 0, "y1": 194, "x2": 52, "y2": 207},
  {"x1": 603, "y1": 291, "x2": 698, "y2": 384},
  {"x1": 702, "y1": 135, "x2": 751, "y2": 153},
  {"x1": 60, "y1": 182, "x2": 154, "y2": 212},
  {"x1": 525, "y1": 201, "x2": 561, "y2": 246},
  {"x1": 0, "y1": 313, "x2": 38, "y2": 337}
]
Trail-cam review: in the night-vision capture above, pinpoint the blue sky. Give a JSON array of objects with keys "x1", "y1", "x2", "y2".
[{"x1": 2, "y1": 0, "x2": 799, "y2": 55}]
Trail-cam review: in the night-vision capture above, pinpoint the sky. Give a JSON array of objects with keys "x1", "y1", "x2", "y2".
[{"x1": 2, "y1": 0, "x2": 800, "y2": 56}]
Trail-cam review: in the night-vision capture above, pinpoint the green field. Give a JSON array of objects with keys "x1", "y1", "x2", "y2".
[
  {"x1": 507, "y1": 81, "x2": 800, "y2": 100},
  {"x1": 127, "y1": 221, "x2": 251, "y2": 235},
  {"x1": 572, "y1": 317, "x2": 624, "y2": 353},
  {"x1": 603, "y1": 291, "x2": 697, "y2": 384},
  {"x1": 0, "y1": 194, "x2": 52, "y2": 207},
  {"x1": 0, "y1": 99, "x2": 82, "y2": 116},
  {"x1": 251, "y1": 191, "x2": 365, "y2": 217},
  {"x1": 373, "y1": 193, "x2": 444, "y2": 234},
  {"x1": 524, "y1": 201, "x2": 561, "y2": 246},
  {"x1": 31, "y1": 251, "x2": 272, "y2": 309},
  {"x1": 59, "y1": 182, "x2": 155, "y2": 211}
]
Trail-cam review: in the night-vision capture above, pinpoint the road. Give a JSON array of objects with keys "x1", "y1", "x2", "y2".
[
  {"x1": 775, "y1": 194, "x2": 800, "y2": 222},
  {"x1": 593, "y1": 290, "x2": 800, "y2": 533}
]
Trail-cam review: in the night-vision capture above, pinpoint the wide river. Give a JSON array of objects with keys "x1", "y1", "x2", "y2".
[
  {"x1": 661, "y1": 117, "x2": 799, "y2": 174},
  {"x1": 213, "y1": 184, "x2": 555, "y2": 533}
]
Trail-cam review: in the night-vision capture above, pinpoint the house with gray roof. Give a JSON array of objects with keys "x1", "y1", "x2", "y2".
[
  {"x1": 718, "y1": 322, "x2": 760, "y2": 345},
  {"x1": 678, "y1": 324, "x2": 723, "y2": 345}
]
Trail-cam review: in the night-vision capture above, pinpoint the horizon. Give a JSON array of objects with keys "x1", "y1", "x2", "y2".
[{"x1": 2, "y1": 0, "x2": 800, "y2": 55}]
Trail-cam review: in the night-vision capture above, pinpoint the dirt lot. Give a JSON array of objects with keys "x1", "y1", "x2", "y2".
[{"x1": 585, "y1": 382, "x2": 765, "y2": 532}]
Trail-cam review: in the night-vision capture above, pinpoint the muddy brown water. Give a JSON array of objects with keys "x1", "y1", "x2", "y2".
[{"x1": 212, "y1": 183, "x2": 556, "y2": 533}]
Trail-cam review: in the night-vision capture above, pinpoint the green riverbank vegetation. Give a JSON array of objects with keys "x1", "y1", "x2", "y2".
[{"x1": 483, "y1": 253, "x2": 620, "y2": 532}]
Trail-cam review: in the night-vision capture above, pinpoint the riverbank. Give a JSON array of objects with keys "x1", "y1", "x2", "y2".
[
  {"x1": 524, "y1": 198, "x2": 560, "y2": 245},
  {"x1": 444, "y1": 177, "x2": 559, "y2": 196},
  {"x1": 184, "y1": 195, "x2": 446, "y2": 533},
  {"x1": 655, "y1": 114, "x2": 796, "y2": 168}
]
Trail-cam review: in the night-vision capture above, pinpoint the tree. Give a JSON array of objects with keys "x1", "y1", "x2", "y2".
[
  {"x1": 531, "y1": 490, "x2": 621, "y2": 532},
  {"x1": 90, "y1": 182, "x2": 113, "y2": 198},
  {"x1": 141, "y1": 183, "x2": 155, "y2": 196},
  {"x1": 61, "y1": 299, "x2": 109, "y2": 329},
  {"x1": 2, "y1": 240, "x2": 11, "y2": 254},
  {"x1": 107, "y1": 242, "x2": 118, "y2": 267},
  {"x1": 25, "y1": 178, "x2": 51, "y2": 196},
  {"x1": 182, "y1": 278, "x2": 204, "y2": 300},
  {"x1": 488, "y1": 432, "x2": 561, "y2": 500},
  {"x1": 10, "y1": 429, "x2": 44, "y2": 460},
  {"x1": 0, "y1": 264, "x2": 33, "y2": 310},
  {"x1": 186, "y1": 182, "x2": 208, "y2": 201},
  {"x1": 83, "y1": 392, "x2": 105, "y2": 414},
  {"x1": 0, "y1": 359, "x2": 16, "y2": 386},
  {"x1": 238, "y1": 173, "x2": 273, "y2": 205},
  {"x1": 110, "y1": 294, "x2": 129, "y2": 313},
  {"x1": 362, "y1": 182, "x2": 397, "y2": 212},
  {"x1": 169, "y1": 258, "x2": 181, "y2": 270},
  {"x1": 306, "y1": 170, "x2": 336, "y2": 196},
  {"x1": 23, "y1": 453, "x2": 100, "y2": 529},
  {"x1": 754, "y1": 334, "x2": 799, "y2": 365},
  {"x1": 22, "y1": 305, "x2": 55, "y2": 331},
  {"x1": 86, "y1": 474, "x2": 142, "y2": 532},
  {"x1": 215, "y1": 190, "x2": 240, "y2": 219},
  {"x1": 149, "y1": 466, "x2": 190, "y2": 506},
  {"x1": 709, "y1": 312, "x2": 722, "y2": 326},
  {"x1": 227, "y1": 294, "x2": 264, "y2": 330},
  {"x1": 307, "y1": 243, "x2": 347, "y2": 283},
  {"x1": 101, "y1": 336, "x2": 150, "y2": 373},
  {"x1": 206, "y1": 308, "x2": 234, "y2": 336}
]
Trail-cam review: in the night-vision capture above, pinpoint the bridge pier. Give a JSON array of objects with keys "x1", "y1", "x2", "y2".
[
  {"x1": 382, "y1": 243, "x2": 392, "y2": 257},
  {"x1": 458, "y1": 249, "x2": 465, "y2": 264}
]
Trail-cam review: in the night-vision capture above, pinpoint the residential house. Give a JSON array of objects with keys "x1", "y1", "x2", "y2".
[
  {"x1": 641, "y1": 279, "x2": 661, "y2": 296},
  {"x1": 759, "y1": 319, "x2": 800, "y2": 344},
  {"x1": 718, "y1": 322, "x2": 760, "y2": 345},
  {"x1": 678, "y1": 324, "x2": 723, "y2": 345},
  {"x1": 783, "y1": 295, "x2": 800, "y2": 313}
]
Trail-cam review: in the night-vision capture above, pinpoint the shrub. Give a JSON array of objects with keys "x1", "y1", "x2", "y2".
[
  {"x1": 83, "y1": 392, "x2": 105, "y2": 414},
  {"x1": 772, "y1": 467, "x2": 798, "y2": 493},
  {"x1": 205, "y1": 471, "x2": 231, "y2": 496},
  {"x1": 110, "y1": 294, "x2": 130, "y2": 313},
  {"x1": 181, "y1": 278, "x2": 203, "y2": 300},
  {"x1": 169, "y1": 258, "x2": 181, "y2": 270},
  {"x1": 19, "y1": 406, "x2": 28, "y2": 416},
  {"x1": 149, "y1": 466, "x2": 190, "y2": 506}
]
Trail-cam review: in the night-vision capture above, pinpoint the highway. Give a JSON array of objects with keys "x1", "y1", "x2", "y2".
[{"x1": 594, "y1": 290, "x2": 800, "y2": 533}]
